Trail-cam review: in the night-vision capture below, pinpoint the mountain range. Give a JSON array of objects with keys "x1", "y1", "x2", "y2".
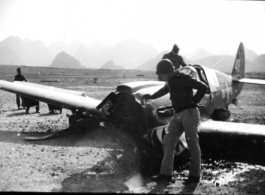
[
  {"x1": 50, "y1": 51, "x2": 84, "y2": 69},
  {"x1": 101, "y1": 60, "x2": 124, "y2": 69},
  {"x1": 0, "y1": 36, "x2": 52, "y2": 67},
  {"x1": 0, "y1": 36, "x2": 159, "y2": 69},
  {"x1": 138, "y1": 47, "x2": 263, "y2": 73},
  {"x1": 0, "y1": 36, "x2": 264, "y2": 72},
  {"x1": 74, "y1": 39, "x2": 158, "y2": 69}
]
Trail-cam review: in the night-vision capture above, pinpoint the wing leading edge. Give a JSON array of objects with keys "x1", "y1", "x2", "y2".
[{"x1": 13, "y1": 81, "x2": 86, "y2": 96}]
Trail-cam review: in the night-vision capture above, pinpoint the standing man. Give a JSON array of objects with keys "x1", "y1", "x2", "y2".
[
  {"x1": 158, "y1": 44, "x2": 187, "y2": 81},
  {"x1": 143, "y1": 59, "x2": 207, "y2": 184},
  {"x1": 13, "y1": 68, "x2": 27, "y2": 109}
]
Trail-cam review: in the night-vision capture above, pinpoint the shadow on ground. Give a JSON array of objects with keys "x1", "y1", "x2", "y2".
[
  {"x1": 38, "y1": 113, "x2": 60, "y2": 117},
  {"x1": 51, "y1": 128, "x2": 142, "y2": 193},
  {"x1": 6, "y1": 112, "x2": 37, "y2": 117},
  {"x1": 0, "y1": 120, "x2": 114, "y2": 149}
]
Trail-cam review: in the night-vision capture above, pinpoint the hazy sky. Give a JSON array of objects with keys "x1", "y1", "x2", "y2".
[{"x1": 0, "y1": 0, "x2": 265, "y2": 55}]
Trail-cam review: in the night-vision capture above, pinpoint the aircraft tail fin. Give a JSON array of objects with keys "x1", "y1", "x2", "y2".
[
  {"x1": 232, "y1": 42, "x2": 245, "y2": 80},
  {"x1": 232, "y1": 43, "x2": 265, "y2": 85}
]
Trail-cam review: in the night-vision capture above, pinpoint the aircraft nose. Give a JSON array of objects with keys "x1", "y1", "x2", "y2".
[
  {"x1": 108, "y1": 92, "x2": 147, "y2": 136},
  {"x1": 120, "y1": 107, "x2": 131, "y2": 120}
]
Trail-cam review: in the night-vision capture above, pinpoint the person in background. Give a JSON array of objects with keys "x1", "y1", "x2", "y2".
[
  {"x1": 13, "y1": 68, "x2": 27, "y2": 109},
  {"x1": 47, "y1": 104, "x2": 62, "y2": 114},
  {"x1": 158, "y1": 44, "x2": 187, "y2": 81},
  {"x1": 23, "y1": 97, "x2": 40, "y2": 114},
  {"x1": 143, "y1": 59, "x2": 208, "y2": 184}
]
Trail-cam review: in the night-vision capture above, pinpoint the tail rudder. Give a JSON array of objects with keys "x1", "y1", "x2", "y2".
[
  {"x1": 231, "y1": 42, "x2": 265, "y2": 98},
  {"x1": 232, "y1": 42, "x2": 245, "y2": 80}
]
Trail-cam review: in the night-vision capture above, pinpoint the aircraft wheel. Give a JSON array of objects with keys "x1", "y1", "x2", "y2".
[{"x1": 211, "y1": 107, "x2": 231, "y2": 121}]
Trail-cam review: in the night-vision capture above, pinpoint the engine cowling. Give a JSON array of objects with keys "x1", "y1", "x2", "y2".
[
  {"x1": 97, "y1": 91, "x2": 189, "y2": 157},
  {"x1": 97, "y1": 92, "x2": 156, "y2": 138}
]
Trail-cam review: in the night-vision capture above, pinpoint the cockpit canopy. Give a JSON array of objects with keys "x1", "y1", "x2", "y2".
[
  {"x1": 180, "y1": 65, "x2": 220, "y2": 93},
  {"x1": 180, "y1": 66, "x2": 199, "y2": 80}
]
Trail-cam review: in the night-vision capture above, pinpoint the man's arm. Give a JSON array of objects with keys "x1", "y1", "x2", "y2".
[
  {"x1": 143, "y1": 84, "x2": 169, "y2": 99},
  {"x1": 152, "y1": 84, "x2": 169, "y2": 99},
  {"x1": 13, "y1": 75, "x2": 17, "y2": 81},
  {"x1": 179, "y1": 56, "x2": 187, "y2": 67},
  {"x1": 185, "y1": 75, "x2": 208, "y2": 103},
  {"x1": 22, "y1": 75, "x2": 27, "y2": 82}
]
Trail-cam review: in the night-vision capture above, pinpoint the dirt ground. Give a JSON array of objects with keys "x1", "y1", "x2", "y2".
[{"x1": 1, "y1": 78, "x2": 265, "y2": 194}]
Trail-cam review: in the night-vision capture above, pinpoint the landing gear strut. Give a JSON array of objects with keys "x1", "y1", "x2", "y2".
[{"x1": 68, "y1": 109, "x2": 100, "y2": 130}]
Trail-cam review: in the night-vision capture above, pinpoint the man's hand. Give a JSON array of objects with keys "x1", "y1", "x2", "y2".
[
  {"x1": 143, "y1": 94, "x2": 153, "y2": 100},
  {"x1": 191, "y1": 101, "x2": 203, "y2": 108},
  {"x1": 197, "y1": 103, "x2": 203, "y2": 107},
  {"x1": 157, "y1": 109, "x2": 174, "y2": 117}
]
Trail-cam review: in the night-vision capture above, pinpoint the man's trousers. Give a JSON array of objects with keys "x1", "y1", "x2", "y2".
[{"x1": 160, "y1": 107, "x2": 201, "y2": 177}]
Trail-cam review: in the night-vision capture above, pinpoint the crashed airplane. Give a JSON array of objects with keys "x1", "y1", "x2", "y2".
[{"x1": 0, "y1": 42, "x2": 265, "y2": 161}]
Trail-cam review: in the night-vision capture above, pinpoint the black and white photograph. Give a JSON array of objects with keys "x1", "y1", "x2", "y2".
[{"x1": 0, "y1": 0, "x2": 265, "y2": 193}]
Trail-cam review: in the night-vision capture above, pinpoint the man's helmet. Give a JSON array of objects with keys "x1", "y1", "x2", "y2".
[{"x1": 156, "y1": 59, "x2": 175, "y2": 75}]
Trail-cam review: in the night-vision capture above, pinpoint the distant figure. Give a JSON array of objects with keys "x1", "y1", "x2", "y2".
[
  {"x1": 159, "y1": 44, "x2": 187, "y2": 81},
  {"x1": 22, "y1": 96, "x2": 40, "y2": 114},
  {"x1": 13, "y1": 68, "x2": 27, "y2": 109},
  {"x1": 47, "y1": 104, "x2": 62, "y2": 114}
]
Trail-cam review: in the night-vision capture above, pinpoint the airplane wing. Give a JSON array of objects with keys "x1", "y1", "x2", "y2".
[
  {"x1": 200, "y1": 120, "x2": 265, "y2": 137},
  {"x1": 234, "y1": 78, "x2": 265, "y2": 85},
  {"x1": 199, "y1": 120, "x2": 265, "y2": 156},
  {"x1": 0, "y1": 80, "x2": 103, "y2": 119}
]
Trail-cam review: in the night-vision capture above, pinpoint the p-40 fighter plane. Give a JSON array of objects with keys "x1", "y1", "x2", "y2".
[{"x1": 0, "y1": 42, "x2": 265, "y2": 159}]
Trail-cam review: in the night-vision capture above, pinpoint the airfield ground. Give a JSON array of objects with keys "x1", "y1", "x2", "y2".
[{"x1": 0, "y1": 65, "x2": 265, "y2": 193}]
